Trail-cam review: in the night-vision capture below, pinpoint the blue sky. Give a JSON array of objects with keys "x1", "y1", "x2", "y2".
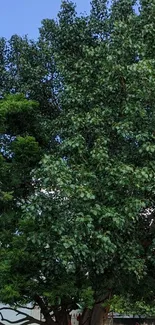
[{"x1": 0, "y1": 0, "x2": 91, "y2": 40}]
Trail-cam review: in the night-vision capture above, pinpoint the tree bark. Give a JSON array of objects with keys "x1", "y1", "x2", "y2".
[
  {"x1": 34, "y1": 295, "x2": 56, "y2": 325},
  {"x1": 79, "y1": 304, "x2": 110, "y2": 325},
  {"x1": 54, "y1": 309, "x2": 71, "y2": 325},
  {"x1": 34, "y1": 295, "x2": 72, "y2": 325}
]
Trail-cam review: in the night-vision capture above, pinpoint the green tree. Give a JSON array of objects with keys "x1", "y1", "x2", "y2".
[
  {"x1": 1, "y1": 1, "x2": 155, "y2": 325},
  {"x1": 0, "y1": 21, "x2": 61, "y2": 247},
  {"x1": 0, "y1": 31, "x2": 61, "y2": 324}
]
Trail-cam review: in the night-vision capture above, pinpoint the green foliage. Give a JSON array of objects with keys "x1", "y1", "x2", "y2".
[
  {"x1": 110, "y1": 295, "x2": 155, "y2": 317},
  {"x1": 1, "y1": 0, "x2": 155, "y2": 324},
  {"x1": 79, "y1": 287, "x2": 95, "y2": 310},
  {"x1": 0, "y1": 94, "x2": 38, "y2": 134},
  {"x1": 11, "y1": 136, "x2": 41, "y2": 166}
]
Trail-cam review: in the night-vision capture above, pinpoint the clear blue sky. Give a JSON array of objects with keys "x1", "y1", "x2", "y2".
[{"x1": 0, "y1": 0, "x2": 91, "y2": 40}]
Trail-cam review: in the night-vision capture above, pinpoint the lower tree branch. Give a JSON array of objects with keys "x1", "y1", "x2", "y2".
[
  {"x1": 0, "y1": 313, "x2": 28, "y2": 324},
  {"x1": 34, "y1": 295, "x2": 57, "y2": 325},
  {"x1": 20, "y1": 322, "x2": 37, "y2": 325},
  {"x1": 0, "y1": 307, "x2": 43, "y2": 325},
  {"x1": 14, "y1": 304, "x2": 37, "y2": 310},
  {"x1": 0, "y1": 321, "x2": 6, "y2": 325}
]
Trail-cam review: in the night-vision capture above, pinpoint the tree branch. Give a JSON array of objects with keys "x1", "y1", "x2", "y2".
[
  {"x1": 0, "y1": 307, "x2": 43, "y2": 325},
  {"x1": 0, "y1": 314, "x2": 28, "y2": 324},
  {"x1": 0, "y1": 308, "x2": 29, "y2": 318},
  {"x1": 21, "y1": 322, "x2": 38, "y2": 325},
  {"x1": 81, "y1": 316, "x2": 90, "y2": 325},
  {"x1": 14, "y1": 304, "x2": 37, "y2": 310},
  {"x1": 0, "y1": 321, "x2": 6, "y2": 325},
  {"x1": 34, "y1": 295, "x2": 57, "y2": 325}
]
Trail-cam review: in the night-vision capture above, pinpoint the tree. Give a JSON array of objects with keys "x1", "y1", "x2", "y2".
[
  {"x1": 1, "y1": 1, "x2": 155, "y2": 325},
  {"x1": 0, "y1": 21, "x2": 61, "y2": 244},
  {"x1": 0, "y1": 23, "x2": 61, "y2": 325}
]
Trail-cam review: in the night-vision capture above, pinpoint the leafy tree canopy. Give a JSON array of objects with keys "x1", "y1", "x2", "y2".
[{"x1": 1, "y1": 1, "x2": 155, "y2": 325}]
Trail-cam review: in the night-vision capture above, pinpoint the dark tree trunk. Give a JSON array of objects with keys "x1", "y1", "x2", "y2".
[
  {"x1": 79, "y1": 304, "x2": 110, "y2": 325},
  {"x1": 34, "y1": 294, "x2": 71, "y2": 325},
  {"x1": 54, "y1": 309, "x2": 71, "y2": 325}
]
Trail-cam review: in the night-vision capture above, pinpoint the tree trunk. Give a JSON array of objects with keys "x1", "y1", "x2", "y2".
[
  {"x1": 54, "y1": 309, "x2": 71, "y2": 325},
  {"x1": 79, "y1": 304, "x2": 110, "y2": 325}
]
